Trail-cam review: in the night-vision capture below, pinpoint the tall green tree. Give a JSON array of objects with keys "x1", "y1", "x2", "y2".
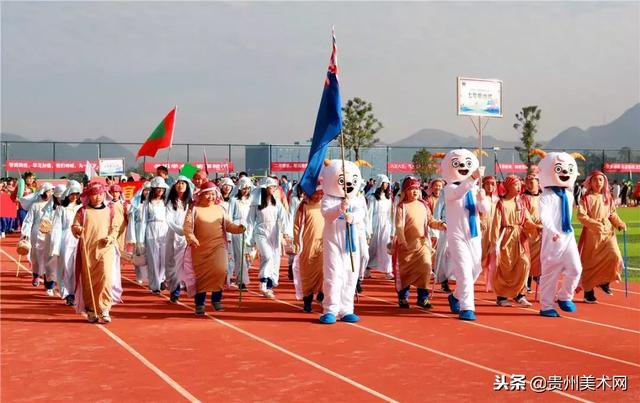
[
  {"x1": 412, "y1": 148, "x2": 437, "y2": 181},
  {"x1": 339, "y1": 97, "x2": 383, "y2": 161},
  {"x1": 513, "y1": 106, "x2": 543, "y2": 173}
]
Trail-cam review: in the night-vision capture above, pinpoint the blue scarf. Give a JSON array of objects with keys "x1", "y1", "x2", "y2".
[
  {"x1": 549, "y1": 186, "x2": 573, "y2": 233},
  {"x1": 464, "y1": 190, "x2": 478, "y2": 238},
  {"x1": 340, "y1": 207, "x2": 357, "y2": 252}
]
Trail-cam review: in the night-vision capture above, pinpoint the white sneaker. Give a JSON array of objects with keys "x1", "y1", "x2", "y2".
[
  {"x1": 265, "y1": 290, "x2": 275, "y2": 299},
  {"x1": 259, "y1": 282, "x2": 267, "y2": 293},
  {"x1": 1, "y1": 232, "x2": 5, "y2": 238},
  {"x1": 385, "y1": 273, "x2": 395, "y2": 280},
  {"x1": 515, "y1": 296, "x2": 533, "y2": 307},
  {"x1": 46, "y1": 289, "x2": 54, "y2": 296},
  {"x1": 101, "y1": 311, "x2": 112, "y2": 323},
  {"x1": 497, "y1": 299, "x2": 512, "y2": 307}
]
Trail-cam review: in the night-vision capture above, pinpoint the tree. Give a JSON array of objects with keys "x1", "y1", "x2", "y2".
[
  {"x1": 339, "y1": 97, "x2": 383, "y2": 161},
  {"x1": 412, "y1": 148, "x2": 438, "y2": 182},
  {"x1": 513, "y1": 106, "x2": 542, "y2": 174}
]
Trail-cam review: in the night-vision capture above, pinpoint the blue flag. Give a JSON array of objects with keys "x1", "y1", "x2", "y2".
[{"x1": 299, "y1": 28, "x2": 342, "y2": 196}]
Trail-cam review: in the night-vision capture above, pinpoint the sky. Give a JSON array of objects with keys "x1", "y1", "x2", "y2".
[{"x1": 1, "y1": 1, "x2": 639, "y2": 145}]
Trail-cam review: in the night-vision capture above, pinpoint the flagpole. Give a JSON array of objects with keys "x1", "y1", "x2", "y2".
[{"x1": 339, "y1": 133, "x2": 355, "y2": 273}]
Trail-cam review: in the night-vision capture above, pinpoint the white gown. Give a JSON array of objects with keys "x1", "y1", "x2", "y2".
[
  {"x1": 165, "y1": 201, "x2": 188, "y2": 293},
  {"x1": 138, "y1": 200, "x2": 169, "y2": 291},
  {"x1": 21, "y1": 199, "x2": 55, "y2": 279},
  {"x1": 51, "y1": 203, "x2": 82, "y2": 298},
  {"x1": 229, "y1": 196, "x2": 252, "y2": 285},
  {"x1": 366, "y1": 193, "x2": 393, "y2": 274},
  {"x1": 247, "y1": 201, "x2": 288, "y2": 286}
]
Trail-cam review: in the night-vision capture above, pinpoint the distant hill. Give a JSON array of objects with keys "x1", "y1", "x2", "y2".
[
  {"x1": 390, "y1": 128, "x2": 520, "y2": 148},
  {"x1": 545, "y1": 103, "x2": 640, "y2": 149}
]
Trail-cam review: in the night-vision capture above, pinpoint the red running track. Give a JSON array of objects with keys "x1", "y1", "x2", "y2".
[{"x1": 1, "y1": 234, "x2": 638, "y2": 402}]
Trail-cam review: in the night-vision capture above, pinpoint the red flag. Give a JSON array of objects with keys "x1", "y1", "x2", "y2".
[{"x1": 136, "y1": 107, "x2": 177, "y2": 159}]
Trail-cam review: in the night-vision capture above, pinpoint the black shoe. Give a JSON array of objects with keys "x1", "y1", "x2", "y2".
[
  {"x1": 65, "y1": 295, "x2": 75, "y2": 306},
  {"x1": 213, "y1": 302, "x2": 224, "y2": 311},
  {"x1": 303, "y1": 295, "x2": 313, "y2": 313},
  {"x1": 160, "y1": 282, "x2": 167, "y2": 291},
  {"x1": 195, "y1": 305, "x2": 205, "y2": 315},
  {"x1": 356, "y1": 280, "x2": 363, "y2": 295},
  {"x1": 441, "y1": 281, "x2": 452, "y2": 294},
  {"x1": 239, "y1": 283, "x2": 248, "y2": 291},
  {"x1": 416, "y1": 299, "x2": 433, "y2": 310},
  {"x1": 288, "y1": 265, "x2": 293, "y2": 280},
  {"x1": 583, "y1": 290, "x2": 597, "y2": 304},
  {"x1": 599, "y1": 283, "x2": 613, "y2": 295},
  {"x1": 152, "y1": 290, "x2": 161, "y2": 295},
  {"x1": 316, "y1": 292, "x2": 324, "y2": 303},
  {"x1": 169, "y1": 295, "x2": 179, "y2": 303},
  {"x1": 398, "y1": 298, "x2": 410, "y2": 308}
]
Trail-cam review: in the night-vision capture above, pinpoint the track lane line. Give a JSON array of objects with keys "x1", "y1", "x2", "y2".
[{"x1": 1, "y1": 248, "x2": 200, "y2": 403}]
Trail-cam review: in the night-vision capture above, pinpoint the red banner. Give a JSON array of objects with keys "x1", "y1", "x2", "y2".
[
  {"x1": 603, "y1": 162, "x2": 640, "y2": 173},
  {"x1": 120, "y1": 180, "x2": 145, "y2": 201},
  {"x1": 143, "y1": 161, "x2": 234, "y2": 173},
  {"x1": 5, "y1": 160, "x2": 98, "y2": 172},
  {"x1": 387, "y1": 162, "x2": 414, "y2": 173},
  {"x1": 270, "y1": 162, "x2": 308, "y2": 172},
  {"x1": 0, "y1": 193, "x2": 18, "y2": 218},
  {"x1": 495, "y1": 162, "x2": 535, "y2": 173}
]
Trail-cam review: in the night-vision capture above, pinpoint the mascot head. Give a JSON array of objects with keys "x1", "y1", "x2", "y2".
[
  {"x1": 535, "y1": 150, "x2": 583, "y2": 189},
  {"x1": 439, "y1": 149, "x2": 479, "y2": 183},
  {"x1": 320, "y1": 159, "x2": 362, "y2": 199}
]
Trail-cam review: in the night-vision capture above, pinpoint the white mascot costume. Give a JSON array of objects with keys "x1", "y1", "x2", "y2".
[
  {"x1": 319, "y1": 159, "x2": 365, "y2": 324},
  {"x1": 441, "y1": 149, "x2": 489, "y2": 321},
  {"x1": 537, "y1": 151, "x2": 583, "y2": 317}
]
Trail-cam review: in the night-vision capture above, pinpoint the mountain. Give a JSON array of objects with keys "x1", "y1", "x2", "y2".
[
  {"x1": 390, "y1": 128, "x2": 520, "y2": 148},
  {"x1": 544, "y1": 103, "x2": 640, "y2": 149}
]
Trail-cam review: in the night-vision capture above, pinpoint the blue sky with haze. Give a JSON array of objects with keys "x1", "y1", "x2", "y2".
[{"x1": 2, "y1": 1, "x2": 638, "y2": 144}]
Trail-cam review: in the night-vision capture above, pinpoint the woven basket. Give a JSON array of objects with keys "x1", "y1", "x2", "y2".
[
  {"x1": 17, "y1": 239, "x2": 31, "y2": 256},
  {"x1": 38, "y1": 218, "x2": 52, "y2": 234}
]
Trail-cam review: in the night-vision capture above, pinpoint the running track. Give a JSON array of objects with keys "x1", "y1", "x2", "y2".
[{"x1": 1, "y1": 235, "x2": 638, "y2": 402}]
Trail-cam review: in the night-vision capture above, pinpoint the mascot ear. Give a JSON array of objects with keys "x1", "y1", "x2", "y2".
[
  {"x1": 323, "y1": 159, "x2": 331, "y2": 166},
  {"x1": 354, "y1": 159, "x2": 372, "y2": 168},
  {"x1": 529, "y1": 148, "x2": 546, "y2": 158},
  {"x1": 472, "y1": 149, "x2": 488, "y2": 157},
  {"x1": 570, "y1": 152, "x2": 586, "y2": 161},
  {"x1": 431, "y1": 152, "x2": 446, "y2": 159}
]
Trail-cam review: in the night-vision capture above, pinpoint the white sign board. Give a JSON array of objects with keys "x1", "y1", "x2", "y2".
[
  {"x1": 457, "y1": 77, "x2": 503, "y2": 118},
  {"x1": 99, "y1": 158, "x2": 125, "y2": 176}
]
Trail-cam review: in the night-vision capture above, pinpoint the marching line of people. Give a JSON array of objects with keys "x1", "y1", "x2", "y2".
[{"x1": 12, "y1": 148, "x2": 629, "y2": 324}]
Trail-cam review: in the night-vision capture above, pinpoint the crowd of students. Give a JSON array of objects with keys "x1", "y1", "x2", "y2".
[{"x1": 4, "y1": 158, "x2": 631, "y2": 324}]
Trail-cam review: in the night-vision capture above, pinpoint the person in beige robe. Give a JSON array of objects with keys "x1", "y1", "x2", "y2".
[
  {"x1": 577, "y1": 170, "x2": 626, "y2": 303},
  {"x1": 183, "y1": 181, "x2": 245, "y2": 314},
  {"x1": 292, "y1": 187, "x2": 325, "y2": 313},
  {"x1": 522, "y1": 172, "x2": 542, "y2": 292},
  {"x1": 72, "y1": 182, "x2": 124, "y2": 323},
  {"x1": 480, "y1": 176, "x2": 499, "y2": 291},
  {"x1": 489, "y1": 176, "x2": 541, "y2": 307},
  {"x1": 393, "y1": 177, "x2": 446, "y2": 309}
]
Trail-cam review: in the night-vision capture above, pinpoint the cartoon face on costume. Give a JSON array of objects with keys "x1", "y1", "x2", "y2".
[
  {"x1": 440, "y1": 149, "x2": 479, "y2": 182},
  {"x1": 538, "y1": 152, "x2": 579, "y2": 189},
  {"x1": 320, "y1": 159, "x2": 362, "y2": 199}
]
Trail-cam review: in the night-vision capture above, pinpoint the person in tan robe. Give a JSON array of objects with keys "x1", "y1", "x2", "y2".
[
  {"x1": 183, "y1": 181, "x2": 245, "y2": 314},
  {"x1": 72, "y1": 182, "x2": 124, "y2": 323},
  {"x1": 293, "y1": 186, "x2": 325, "y2": 313},
  {"x1": 489, "y1": 176, "x2": 541, "y2": 307},
  {"x1": 522, "y1": 171, "x2": 542, "y2": 292},
  {"x1": 393, "y1": 177, "x2": 446, "y2": 309},
  {"x1": 577, "y1": 170, "x2": 626, "y2": 303},
  {"x1": 480, "y1": 176, "x2": 499, "y2": 291}
]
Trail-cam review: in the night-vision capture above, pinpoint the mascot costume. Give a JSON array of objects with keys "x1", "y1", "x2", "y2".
[
  {"x1": 535, "y1": 150, "x2": 584, "y2": 317},
  {"x1": 441, "y1": 149, "x2": 489, "y2": 321},
  {"x1": 319, "y1": 159, "x2": 365, "y2": 324}
]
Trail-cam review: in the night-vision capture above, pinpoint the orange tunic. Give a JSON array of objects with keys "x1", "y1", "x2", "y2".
[
  {"x1": 293, "y1": 200, "x2": 324, "y2": 296},
  {"x1": 522, "y1": 193, "x2": 542, "y2": 277},
  {"x1": 395, "y1": 200, "x2": 441, "y2": 290},
  {"x1": 489, "y1": 198, "x2": 537, "y2": 298},
  {"x1": 73, "y1": 205, "x2": 123, "y2": 313},
  {"x1": 577, "y1": 194, "x2": 624, "y2": 292},
  {"x1": 183, "y1": 204, "x2": 243, "y2": 293}
]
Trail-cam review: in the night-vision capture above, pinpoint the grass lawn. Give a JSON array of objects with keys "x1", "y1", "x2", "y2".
[{"x1": 572, "y1": 206, "x2": 640, "y2": 281}]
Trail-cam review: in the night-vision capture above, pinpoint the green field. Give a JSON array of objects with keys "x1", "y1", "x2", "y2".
[{"x1": 572, "y1": 207, "x2": 640, "y2": 281}]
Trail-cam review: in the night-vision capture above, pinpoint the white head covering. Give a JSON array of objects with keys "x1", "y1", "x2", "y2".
[
  {"x1": 65, "y1": 180, "x2": 83, "y2": 197},
  {"x1": 53, "y1": 184, "x2": 67, "y2": 199},
  {"x1": 262, "y1": 177, "x2": 279, "y2": 188},
  {"x1": 376, "y1": 174, "x2": 390, "y2": 185},
  {"x1": 237, "y1": 177, "x2": 253, "y2": 190},
  {"x1": 219, "y1": 177, "x2": 234, "y2": 188},
  {"x1": 149, "y1": 176, "x2": 170, "y2": 189}
]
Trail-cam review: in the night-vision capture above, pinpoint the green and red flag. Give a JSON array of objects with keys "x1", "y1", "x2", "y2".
[{"x1": 136, "y1": 107, "x2": 177, "y2": 159}]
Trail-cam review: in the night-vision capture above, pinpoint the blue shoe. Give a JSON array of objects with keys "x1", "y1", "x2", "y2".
[
  {"x1": 459, "y1": 310, "x2": 476, "y2": 321},
  {"x1": 448, "y1": 294, "x2": 460, "y2": 314},
  {"x1": 539, "y1": 309, "x2": 560, "y2": 317},
  {"x1": 319, "y1": 313, "x2": 337, "y2": 324},
  {"x1": 341, "y1": 313, "x2": 360, "y2": 323},
  {"x1": 558, "y1": 300, "x2": 577, "y2": 312}
]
